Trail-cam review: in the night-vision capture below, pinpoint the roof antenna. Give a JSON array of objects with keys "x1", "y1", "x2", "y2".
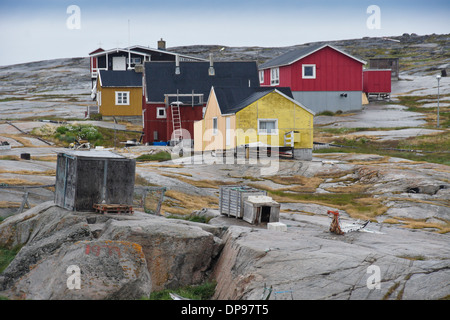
[
  {"x1": 208, "y1": 53, "x2": 215, "y2": 76},
  {"x1": 127, "y1": 19, "x2": 132, "y2": 70},
  {"x1": 175, "y1": 55, "x2": 180, "y2": 75}
]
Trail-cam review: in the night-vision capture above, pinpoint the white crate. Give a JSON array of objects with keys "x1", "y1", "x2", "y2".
[{"x1": 267, "y1": 222, "x2": 287, "y2": 232}]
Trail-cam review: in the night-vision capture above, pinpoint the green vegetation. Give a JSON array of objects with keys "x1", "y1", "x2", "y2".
[
  {"x1": 313, "y1": 134, "x2": 450, "y2": 165},
  {"x1": 314, "y1": 94, "x2": 450, "y2": 165},
  {"x1": 395, "y1": 94, "x2": 450, "y2": 128},
  {"x1": 31, "y1": 122, "x2": 142, "y2": 148},
  {"x1": 147, "y1": 281, "x2": 216, "y2": 300},
  {"x1": 265, "y1": 188, "x2": 386, "y2": 220},
  {"x1": 55, "y1": 124, "x2": 103, "y2": 144},
  {"x1": 0, "y1": 245, "x2": 22, "y2": 273},
  {"x1": 136, "y1": 152, "x2": 172, "y2": 162}
]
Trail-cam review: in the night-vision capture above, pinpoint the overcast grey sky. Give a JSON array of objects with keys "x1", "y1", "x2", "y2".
[{"x1": 0, "y1": 0, "x2": 449, "y2": 66}]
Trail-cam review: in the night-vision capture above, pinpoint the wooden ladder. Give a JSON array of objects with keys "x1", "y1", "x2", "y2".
[{"x1": 171, "y1": 103, "x2": 182, "y2": 141}]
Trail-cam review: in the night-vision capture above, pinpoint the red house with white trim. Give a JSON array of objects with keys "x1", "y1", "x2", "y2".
[{"x1": 259, "y1": 44, "x2": 368, "y2": 113}]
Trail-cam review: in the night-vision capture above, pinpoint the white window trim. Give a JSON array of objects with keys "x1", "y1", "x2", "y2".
[
  {"x1": 156, "y1": 107, "x2": 166, "y2": 119},
  {"x1": 212, "y1": 117, "x2": 218, "y2": 135},
  {"x1": 302, "y1": 64, "x2": 316, "y2": 79},
  {"x1": 259, "y1": 70, "x2": 264, "y2": 84},
  {"x1": 258, "y1": 119, "x2": 278, "y2": 135},
  {"x1": 270, "y1": 67, "x2": 279, "y2": 85},
  {"x1": 127, "y1": 57, "x2": 141, "y2": 64},
  {"x1": 115, "y1": 91, "x2": 130, "y2": 105}
]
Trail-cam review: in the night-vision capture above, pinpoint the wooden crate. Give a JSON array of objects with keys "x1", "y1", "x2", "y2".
[
  {"x1": 93, "y1": 203, "x2": 134, "y2": 215},
  {"x1": 219, "y1": 185, "x2": 266, "y2": 218}
]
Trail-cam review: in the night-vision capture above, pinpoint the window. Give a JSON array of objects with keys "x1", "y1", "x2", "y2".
[
  {"x1": 212, "y1": 117, "x2": 218, "y2": 135},
  {"x1": 156, "y1": 107, "x2": 166, "y2": 119},
  {"x1": 115, "y1": 91, "x2": 129, "y2": 105},
  {"x1": 258, "y1": 119, "x2": 278, "y2": 135},
  {"x1": 302, "y1": 64, "x2": 316, "y2": 79},
  {"x1": 270, "y1": 68, "x2": 279, "y2": 85},
  {"x1": 259, "y1": 70, "x2": 264, "y2": 84},
  {"x1": 127, "y1": 57, "x2": 141, "y2": 64}
]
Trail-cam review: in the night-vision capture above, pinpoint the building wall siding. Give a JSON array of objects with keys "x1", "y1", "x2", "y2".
[
  {"x1": 292, "y1": 91, "x2": 362, "y2": 113},
  {"x1": 289, "y1": 46, "x2": 363, "y2": 92},
  {"x1": 98, "y1": 85, "x2": 142, "y2": 116},
  {"x1": 201, "y1": 89, "x2": 236, "y2": 151},
  {"x1": 143, "y1": 103, "x2": 204, "y2": 144},
  {"x1": 363, "y1": 69, "x2": 392, "y2": 93},
  {"x1": 235, "y1": 91, "x2": 313, "y2": 149}
]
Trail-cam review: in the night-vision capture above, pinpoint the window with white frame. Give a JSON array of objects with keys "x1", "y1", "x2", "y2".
[
  {"x1": 156, "y1": 107, "x2": 166, "y2": 119},
  {"x1": 212, "y1": 117, "x2": 218, "y2": 135},
  {"x1": 127, "y1": 57, "x2": 141, "y2": 64},
  {"x1": 115, "y1": 91, "x2": 129, "y2": 105},
  {"x1": 270, "y1": 68, "x2": 279, "y2": 85},
  {"x1": 258, "y1": 119, "x2": 278, "y2": 135},
  {"x1": 259, "y1": 70, "x2": 264, "y2": 84},
  {"x1": 302, "y1": 64, "x2": 316, "y2": 79}
]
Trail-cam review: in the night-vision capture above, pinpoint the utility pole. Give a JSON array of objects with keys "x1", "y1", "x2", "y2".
[{"x1": 436, "y1": 74, "x2": 441, "y2": 128}]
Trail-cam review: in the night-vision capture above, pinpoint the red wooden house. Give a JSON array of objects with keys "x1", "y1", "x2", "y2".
[
  {"x1": 258, "y1": 44, "x2": 367, "y2": 113},
  {"x1": 142, "y1": 58, "x2": 260, "y2": 145}
]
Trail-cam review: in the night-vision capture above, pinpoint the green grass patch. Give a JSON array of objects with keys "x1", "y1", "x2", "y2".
[
  {"x1": 137, "y1": 152, "x2": 172, "y2": 162},
  {"x1": 31, "y1": 122, "x2": 142, "y2": 148},
  {"x1": 0, "y1": 245, "x2": 22, "y2": 273},
  {"x1": 0, "y1": 97, "x2": 26, "y2": 102},
  {"x1": 262, "y1": 188, "x2": 387, "y2": 220},
  {"x1": 314, "y1": 130, "x2": 450, "y2": 165},
  {"x1": 147, "y1": 281, "x2": 216, "y2": 300}
]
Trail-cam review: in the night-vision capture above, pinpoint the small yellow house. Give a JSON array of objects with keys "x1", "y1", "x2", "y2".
[
  {"x1": 96, "y1": 70, "x2": 143, "y2": 117},
  {"x1": 194, "y1": 86, "x2": 315, "y2": 160}
]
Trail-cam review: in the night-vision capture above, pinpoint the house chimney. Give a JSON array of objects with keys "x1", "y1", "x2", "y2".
[
  {"x1": 158, "y1": 38, "x2": 166, "y2": 50},
  {"x1": 175, "y1": 55, "x2": 180, "y2": 75},
  {"x1": 208, "y1": 53, "x2": 215, "y2": 76}
]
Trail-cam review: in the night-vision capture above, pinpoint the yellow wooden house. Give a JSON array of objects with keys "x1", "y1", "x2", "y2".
[
  {"x1": 194, "y1": 86, "x2": 315, "y2": 160},
  {"x1": 96, "y1": 70, "x2": 143, "y2": 118}
]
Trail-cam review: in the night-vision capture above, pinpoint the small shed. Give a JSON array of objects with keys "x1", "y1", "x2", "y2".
[
  {"x1": 219, "y1": 185, "x2": 266, "y2": 218},
  {"x1": 243, "y1": 196, "x2": 280, "y2": 225},
  {"x1": 54, "y1": 150, "x2": 135, "y2": 211},
  {"x1": 369, "y1": 58, "x2": 399, "y2": 80},
  {"x1": 363, "y1": 69, "x2": 392, "y2": 100}
]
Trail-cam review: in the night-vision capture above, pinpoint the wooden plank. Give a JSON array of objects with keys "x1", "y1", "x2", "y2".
[{"x1": 93, "y1": 203, "x2": 133, "y2": 215}]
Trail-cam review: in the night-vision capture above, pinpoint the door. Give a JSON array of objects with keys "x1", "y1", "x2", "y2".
[
  {"x1": 226, "y1": 117, "x2": 231, "y2": 147},
  {"x1": 112, "y1": 56, "x2": 126, "y2": 70}
]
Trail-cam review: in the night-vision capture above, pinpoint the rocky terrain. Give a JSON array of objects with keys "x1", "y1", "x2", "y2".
[
  {"x1": 0, "y1": 34, "x2": 449, "y2": 300},
  {"x1": 171, "y1": 33, "x2": 450, "y2": 76}
]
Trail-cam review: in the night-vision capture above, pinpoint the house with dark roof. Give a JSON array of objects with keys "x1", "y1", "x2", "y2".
[
  {"x1": 142, "y1": 58, "x2": 260, "y2": 145},
  {"x1": 89, "y1": 39, "x2": 206, "y2": 87},
  {"x1": 258, "y1": 44, "x2": 367, "y2": 113},
  {"x1": 96, "y1": 70, "x2": 143, "y2": 118},
  {"x1": 194, "y1": 86, "x2": 315, "y2": 160}
]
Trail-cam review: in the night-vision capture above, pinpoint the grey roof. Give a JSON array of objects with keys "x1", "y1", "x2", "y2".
[
  {"x1": 99, "y1": 70, "x2": 142, "y2": 87},
  {"x1": 213, "y1": 87, "x2": 295, "y2": 115},
  {"x1": 144, "y1": 61, "x2": 259, "y2": 103},
  {"x1": 259, "y1": 44, "x2": 366, "y2": 70}
]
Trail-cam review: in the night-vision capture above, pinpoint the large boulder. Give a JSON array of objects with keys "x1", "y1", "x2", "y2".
[
  {"x1": 2, "y1": 240, "x2": 151, "y2": 300},
  {"x1": 0, "y1": 203, "x2": 223, "y2": 299},
  {"x1": 211, "y1": 217, "x2": 450, "y2": 300},
  {"x1": 99, "y1": 216, "x2": 224, "y2": 291}
]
